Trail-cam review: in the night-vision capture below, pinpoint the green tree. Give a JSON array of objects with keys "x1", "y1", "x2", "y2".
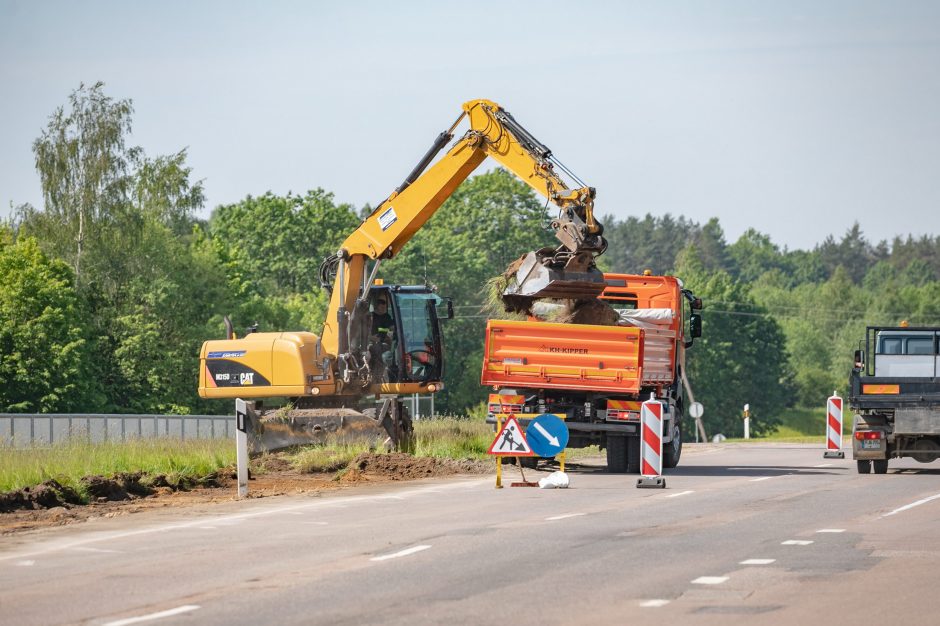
[
  {"x1": 208, "y1": 190, "x2": 359, "y2": 297},
  {"x1": 29, "y1": 82, "x2": 139, "y2": 283},
  {"x1": 0, "y1": 237, "x2": 93, "y2": 412},
  {"x1": 600, "y1": 213, "x2": 700, "y2": 275},
  {"x1": 676, "y1": 246, "x2": 792, "y2": 436}
]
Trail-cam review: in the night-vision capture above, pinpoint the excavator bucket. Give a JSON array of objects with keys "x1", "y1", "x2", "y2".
[
  {"x1": 502, "y1": 249, "x2": 607, "y2": 313},
  {"x1": 243, "y1": 405, "x2": 409, "y2": 454}
]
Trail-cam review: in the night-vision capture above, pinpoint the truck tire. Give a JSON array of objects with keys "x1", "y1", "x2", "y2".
[
  {"x1": 663, "y1": 422, "x2": 682, "y2": 469},
  {"x1": 873, "y1": 459, "x2": 889, "y2": 474},
  {"x1": 627, "y1": 436, "x2": 641, "y2": 473},
  {"x1": 856, "y1": 460, "x2": 871, "y2": 474},
  {"x1": 606, "y1": 435, "x2": 628, "y2": 473}
]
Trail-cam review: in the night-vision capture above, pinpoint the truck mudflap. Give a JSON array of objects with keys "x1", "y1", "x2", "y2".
[{"x1": 481, "y1": 320, "x2": 643, "y2": 393}]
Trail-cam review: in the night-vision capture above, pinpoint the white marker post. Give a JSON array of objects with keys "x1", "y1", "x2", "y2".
[
  {"x1": 824, "y1": 391, "x2": 845, "y2": 459},
  {"x1": 637, "y1": 394, "x2": 666, "y2": 489},
  {"x1": 235, "y1": 398, "x2": 249, "y2": 498},
  {"x1": 743, "y1": 403, "x2": 750, "y2": 440}
]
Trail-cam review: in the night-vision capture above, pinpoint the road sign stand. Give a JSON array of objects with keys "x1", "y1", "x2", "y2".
[
  {"x1": 637, "y1": 395, "x2": 666, "y2": 489},
  {"x1": 824, "y1": 392, "x2": 845, "y2": 459},
  {"x1": 490, "y1": 413, "x2": 567, "y2": 489}
]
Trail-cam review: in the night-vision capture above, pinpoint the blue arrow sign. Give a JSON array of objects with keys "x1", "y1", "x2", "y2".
[{"x1": 526, "y1": 414, "x2": 569, "y2": 458}]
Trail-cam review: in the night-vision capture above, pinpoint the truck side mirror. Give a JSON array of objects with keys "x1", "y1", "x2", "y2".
[
  {"x1": 854, "y1": 349, "x2": 865, "y2": 371},
  {"x1": 690, "y1": 313, "x2": 702, "y2": 339},
  {"x1": 445, "y1": 298, "x2": 455, "y2": 320}
]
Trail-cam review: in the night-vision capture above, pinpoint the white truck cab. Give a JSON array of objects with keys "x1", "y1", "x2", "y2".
[{"x1": 874, "y1": 329, "x2": 939, "y2": 378}]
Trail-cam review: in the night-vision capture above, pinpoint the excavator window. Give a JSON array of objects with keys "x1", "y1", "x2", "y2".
[{"x1": 394, "y1": 292, "x2": 444, "y2": 382}]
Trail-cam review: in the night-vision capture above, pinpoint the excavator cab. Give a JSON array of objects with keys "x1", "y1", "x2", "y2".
[{"x1": 368, "y1": 286, "x2": 449, "y2": 385}]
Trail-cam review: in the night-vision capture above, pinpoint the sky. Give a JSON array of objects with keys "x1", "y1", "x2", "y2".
[{"x1": 1, "y1": 0, "x2": 938, "y2": 251}]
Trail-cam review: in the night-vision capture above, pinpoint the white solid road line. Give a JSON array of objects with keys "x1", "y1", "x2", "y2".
[
  {"x1": 740, "y1": 559, "x2": 776, "y2": 565},
  {"x1": 103, "y1": 604, "x2": 200, "y2": 626},
  {"x1": 370, "y1": 545, "x2": 432, "y2": 562},
  {"x1": 665, "y1": 490, "x2": 694, "y2": 498},
  {"x1": 749, "y1": 476, "x2": 773, "y2": 482},
  {"x1": 72, "y1": 547, "x2": 123, "y2": 554},
  {"x1": 782, "y1": 540, "x2": 814, "y2": 546},
  {"x1": 545, "y1": 513, "x2": 586, "y2": 521},
  {"x1": 0, "y1": 478, "x2": 492, "y2": 562},
  {"x1": 692, "y1": 576, "x2": 729, "y2": 585},
  {"x1": 640, "y1": 599, "x2": 671, "y2": 607},
  {"x1": 814, "y1": 463, "x2": 834, "y2": 468},
  {"x1": 882, "y1": 493, "x2": 940, "y2": 518},
  {"x1": 15, "y1": 560, "x2": 35, "y2": 566},
  {"x1": 816, "y1": 528, "x2": 846, "y2": 533}
]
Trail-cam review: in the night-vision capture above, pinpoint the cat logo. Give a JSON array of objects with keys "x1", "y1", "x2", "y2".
[{"x1": 240, "y1": 372, "x2": 255, "y2": 386}]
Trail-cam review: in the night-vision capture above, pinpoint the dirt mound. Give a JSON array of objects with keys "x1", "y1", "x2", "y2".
[
  {"x1": 81, "y1": 472, "x2": 155, "y2": 502},
  {"x1": 344, "y1": 453, "x2": 489, "y2": 482},
  {"x1": 559, "y1": 298, "x2": 620, "y2": 325},
  {"x1": 0, "y1": 479, "x2": 83, "y2": 513}
]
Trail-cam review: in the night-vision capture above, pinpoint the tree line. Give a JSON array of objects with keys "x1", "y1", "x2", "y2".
[{"x1": 3, "y1": 83, "x2": 939, "y2": 438}]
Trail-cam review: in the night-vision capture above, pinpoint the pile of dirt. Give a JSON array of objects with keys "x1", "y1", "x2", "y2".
[
  {"x1": 343, "y1": 452, "x2": 489, "y2": 482},
  {"x1": 558, "y1": 298, "x2": 620, "y2": 326},
  {"x1": 0, "y1": 479, "x2": 84, "y2": 512}
]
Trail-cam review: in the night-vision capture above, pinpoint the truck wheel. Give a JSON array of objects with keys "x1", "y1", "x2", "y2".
[
  {"x1": 663, "y1": 422, "x2": 683, "y2": 469},
  {"x1": 606, "y1": 435, "x2": 628, "y2": 473},
  {"x1": 873, "y1": 459, "x2": 889, "y2": 474},
  {"x1": 627, "y1": 436, "x2": 641, "y2": 474},
  {"x1": 856, "y1": 460, "x2": 871, "y2": 474}
]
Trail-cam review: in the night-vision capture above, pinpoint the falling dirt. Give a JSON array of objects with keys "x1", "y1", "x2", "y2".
[{"x1": 0, "y1": 452, "x2": 491, "y2": 535}]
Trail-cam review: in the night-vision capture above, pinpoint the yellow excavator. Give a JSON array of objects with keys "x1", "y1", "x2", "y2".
[{"x1": 198, "y1": 98, "x2": 608, "y2": 450}]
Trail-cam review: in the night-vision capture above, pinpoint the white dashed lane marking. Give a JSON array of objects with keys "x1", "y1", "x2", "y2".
[
  {"x1": 817, "y1": 528, "x2": 845, "y2": 533},
  {"x1": 15, "y1": 560, "x2": 35, "y2": 567},
  {"x1": 665, "y1": 490, "x2": 694, "y2": 498},
  {"x1": 740, "y1": 558, "x2": 776, "y2": 565},
  {"x1": 692, "y1": 576, "x2": 729, "y2": 585},
  {"x1": 370, "y1": 545, "x2": 432, "y2": 562},
  {"x1": 640, "y1": 599, "x2": 671, "y2": 607},
  {"x1": 545, "y1": 513, "x2": 585, "y2": 521},
  {"x1": 103, "y1": 605, "x2": 200, "y2": 626},
  {"x1": 782, "y1": 540, "x2": 814, "y2": 546},
  {"x1": 750, "y1": 476, "x2": 773, "y2": 482}
]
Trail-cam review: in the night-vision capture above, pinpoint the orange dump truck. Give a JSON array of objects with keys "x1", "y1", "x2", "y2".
[{"x1": 481, "y1": 272, "x2": 702, "y2": 472}]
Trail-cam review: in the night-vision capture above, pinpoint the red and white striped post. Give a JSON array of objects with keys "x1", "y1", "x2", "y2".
[
  {"x1": 637, "y1": 394, "x2": 666, "y2": 488},
  {"x1": 824, "y1": 391, "x2": 845, "y2": 459}
]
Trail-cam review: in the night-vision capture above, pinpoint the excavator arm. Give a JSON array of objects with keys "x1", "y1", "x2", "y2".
[{"x1": 322, "y1": 99, "x2": 608, "y2": 380}]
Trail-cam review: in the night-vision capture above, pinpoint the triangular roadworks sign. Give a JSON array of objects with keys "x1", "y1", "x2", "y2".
[{"x1": 487, "y1": 417, "x2": 536, "y2": 456}]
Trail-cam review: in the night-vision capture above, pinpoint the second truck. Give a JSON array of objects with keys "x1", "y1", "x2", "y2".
[{"x1": 850, "y1": 325, "x2": 940, "y2": 474}]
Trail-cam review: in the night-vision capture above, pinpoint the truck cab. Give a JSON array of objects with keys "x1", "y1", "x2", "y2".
[{"x1": 850, "y1": 325, "x2": 940, "y2": 474}]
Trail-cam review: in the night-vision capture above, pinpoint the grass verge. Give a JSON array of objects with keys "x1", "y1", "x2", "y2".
[{"x1": 0, "y1": 438, "x2": 235, "y2": 496}]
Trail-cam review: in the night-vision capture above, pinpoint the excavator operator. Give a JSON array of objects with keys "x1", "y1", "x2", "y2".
[{"x1": 370, "y1": 295, "x2": 396, "y2": 381}]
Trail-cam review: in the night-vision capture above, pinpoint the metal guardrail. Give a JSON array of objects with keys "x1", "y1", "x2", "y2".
[{"x1": 0, "y1": 413, "x2": 235, "y2": 448}]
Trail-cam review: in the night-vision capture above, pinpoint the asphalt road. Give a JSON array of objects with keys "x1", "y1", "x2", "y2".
[{"x1": 2, "y1": 443, "x2": 940, "y2": 625}]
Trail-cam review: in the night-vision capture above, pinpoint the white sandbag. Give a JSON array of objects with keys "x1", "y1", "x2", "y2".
[{"x1": 538, "y1": 471, "x2": 569, "y2": 489}]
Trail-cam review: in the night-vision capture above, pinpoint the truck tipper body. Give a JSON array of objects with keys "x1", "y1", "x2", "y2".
[
  {"x1": 849, "y1": 326, "x2": 940, "y2": 474},
  {"x1": 481, "y1": 272, "x2": 702, "y2": 472}
]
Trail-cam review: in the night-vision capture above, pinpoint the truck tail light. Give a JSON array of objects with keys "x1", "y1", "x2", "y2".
[
  {"x1": 606, "y1": 410, "x2": 639, "y2": 422},
  {"x1": 855, "y1": 431, "x2": 884, "y2": 440}
]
